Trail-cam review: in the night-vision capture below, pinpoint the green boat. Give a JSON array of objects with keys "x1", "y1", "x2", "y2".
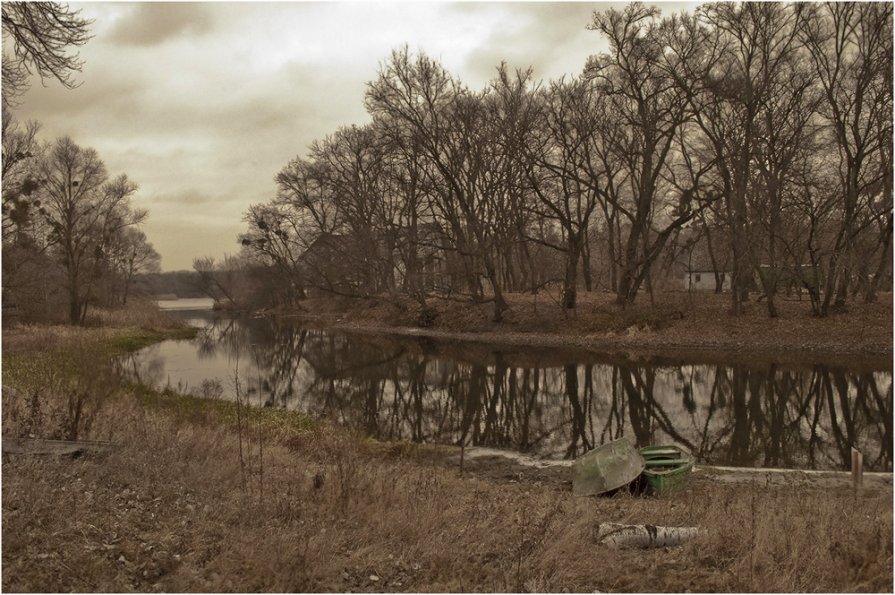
[
  {"x1": 639, "y1": 445, "x2": 694, "y2": 495},
  {"x1": 572, "y1": 437, "x2": 645, "y2": 496}
]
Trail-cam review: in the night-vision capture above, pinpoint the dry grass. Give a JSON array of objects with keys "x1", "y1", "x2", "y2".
[
  {"x1": 2, "y1": 313, "x2": 196, "y2": 443},
  {"x1": 2, "y1": 321, "x2": 892, "y2": 592},
  {"x1": 3, "y1": 398, "x2": 892, "y2": 592},
  {"x1": 82, "y1": 299, "x2": 189, "y2": 330}
]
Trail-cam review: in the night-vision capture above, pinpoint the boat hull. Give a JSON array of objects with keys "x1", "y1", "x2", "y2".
[
  {"x1": 639, "y1": 445, "x2": 694, "y2": 495},
  {"x1": 573, "y1": 437, "x2": 646, "y2": 496}
]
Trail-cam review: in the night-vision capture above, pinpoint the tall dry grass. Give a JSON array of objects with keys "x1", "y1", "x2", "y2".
[
  {"x1": 2, "y1": 305, "x2": 193, "y2": 442},
  {"x1": 2, "y1": 322, "x2": 891, "y2": 592},
  {"x1": 81, "y1": 299, "x2": 186, "y2": 330},
  {"x1": 4, "y1": 388, "x2": 892, "y2": 592}
]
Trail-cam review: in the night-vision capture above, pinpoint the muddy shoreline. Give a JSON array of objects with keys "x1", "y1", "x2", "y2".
[
  {"x1": 278, "y1": 312, "x2": 893, "y2": 370},
  {"x1": 445, "y1": 445, "x2": 894, "y2": 493}
]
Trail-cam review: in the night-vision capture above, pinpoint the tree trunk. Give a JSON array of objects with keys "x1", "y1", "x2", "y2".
[
  {"x1": 765, "y1": 278, "x2": 778, "y2": 318},
  {"x1": 482, "y1": 253, "x2": 508, "y2": 322},
  {"x1": 765, "y1": 173, "x2": 781, "y2": 318},
  {"x1": 757, "y1": 263, "x2": 778, "y2": 318},
  {"x1": 865, "y1": 212, "x2": 893, "y2": 303},
  {"x1": 68, "y1": 294, "x2": 80, "y2": 325},
  {"x1": 581, "y1": 229, "x2": 593, "y2": 292},
  {"x1": 834, "y1": 261, "x2": 850, "y2": 308},
  {"x1": 563, "y1": 234, "x2": 582, "y2": 310},
  {"x1": 729, "y1": 193, "x2": 750, "y2": 315},
  {"x1": 616, "y1": 216, "x2": 644, "y2": 306},
  {"x1": 702, "y1": 219, "x2": 723, "y2": 294}
]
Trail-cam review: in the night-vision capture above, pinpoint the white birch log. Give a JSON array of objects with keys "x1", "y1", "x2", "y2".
[{"x1": 594, "y1": 523, "x2": 699, "y2": 548}]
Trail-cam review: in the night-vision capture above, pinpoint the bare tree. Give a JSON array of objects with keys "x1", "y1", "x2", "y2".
[
  {"x1": 519, "y1": 75, "x2": 607, "y2": 309},
  {"x1": 799, "y1": 2, "x2": 893, "y2": 313},
  {"x1": 311, "y1": 124, "x2": 397, "y2": 295},
  {"x1": 748, "y1": 25, "x2": 822, "y2": 317},
  {"x1": 193, "y1": 255, "x2": 246, "y2": 307},
  {"x1": 366, "y1": 47, "x2": 513, "y2": 321},
  {"x1": 1, "y1": 104, "x2": 40, "y2": 178},
  {"x1": 587, "y1": 4, "x2": 710, "y2": 305},
  {"x1": 674, "y1": 3, "x2": 805, "y2": 314},
  {"x1": 271, "y1": 153, "x2": 373, "y2": 297},
  {"x1": 106, "y1": 227, "x2": 160, "y2": 306},
  {"x1": 1, "y1": 1, "x2": 92, "y2": 105},
  {"x1": 374, "y1": 113, "x2": 437, "y2": 305},
  {"x1": 240, "y1": 202, "x2": 306, "y2": 301},
  {"x1": 1, "y1": 104, "x2": 42, "y2": 239},
  {"x1": 37, "y1": 137, "x2": 145, "y2": 324}
]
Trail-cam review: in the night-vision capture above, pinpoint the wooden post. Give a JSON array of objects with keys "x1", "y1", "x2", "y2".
[{"x1": 851, "y1": 447, "x2": 863, "y2": 493}]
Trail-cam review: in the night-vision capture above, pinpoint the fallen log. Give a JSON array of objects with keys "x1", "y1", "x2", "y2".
[
  {"x1": 2, "y1": 438, "x2": 116, "y2": 457},
  {"x1": 594, "y1": 523, "x2": 699, "y2": 548}
]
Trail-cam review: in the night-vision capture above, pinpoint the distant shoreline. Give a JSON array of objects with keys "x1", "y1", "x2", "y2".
[{"x1": 269, "y1": 291, "x2": 893, "y2": 369}]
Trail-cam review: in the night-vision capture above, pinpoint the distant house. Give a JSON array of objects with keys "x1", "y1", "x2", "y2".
[{"x1": 668, "y1": 227, "x2": 733, "y2": 292}]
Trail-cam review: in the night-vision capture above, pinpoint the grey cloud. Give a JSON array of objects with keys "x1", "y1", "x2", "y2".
[
  {"x1": 21, "y1": 73, "x2": 145, "y2": 122},
  {"x1": 458, "y1": 2, "x2": 705, "y2": 86},
  {"x1": 460, "y1": 3, "x2": 599, "y2": 86},
  {"x1": 143, "y1": 217, "x2": 244, "y2": 270},
  {"x1": 152, "y1": 189, "x2": 221, "y2": 206},
  {"x1": 108, "y1": 3, "x2": 216, "y2": 46}
]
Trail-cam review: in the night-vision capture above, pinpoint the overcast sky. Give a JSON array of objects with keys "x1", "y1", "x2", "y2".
[{"x1": 14, "y1": 1, "x2": 699, "y2": 272}]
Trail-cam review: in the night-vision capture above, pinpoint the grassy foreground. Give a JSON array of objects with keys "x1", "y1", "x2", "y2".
[{"x1": 2, "y1": 309, "x2": 892, "y2": 592}]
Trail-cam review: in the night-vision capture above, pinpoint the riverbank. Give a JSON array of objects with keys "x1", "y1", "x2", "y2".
[
  {"x1": 278, "y1": 291, "x2": 893, "y2": 365},
  {"x1": 3, "y1": 320, "x2": 892, "y2": 592}
]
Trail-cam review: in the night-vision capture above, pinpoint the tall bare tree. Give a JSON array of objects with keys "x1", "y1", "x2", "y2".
[
  {"x1": 105, "y1": 227, "x2": 160, "y2": 306},
  {"x1": 587, "y1": 4, "x2": 709, "y2": 305},
  {"x1": 366, "y1": 47, "x2": 513, "y2": 320},
  {"x1": 675, "y1": 3, "x2": 805, "y2": 314},
  {"x1": 311, "y1": 125, "x2": 396, "y2": 295},
  {"x1": 799, "y1": 2, "x2": 893, "y2": 313},
  {"x1": 519, "y1": 75, "x2": 608, "y2": 309},
  {"x1": 37, "y1": 137, "x2": 145, "y2": 324},
  {"x1": 240, "y1": 201, "x2": 307, "y2": 300}
]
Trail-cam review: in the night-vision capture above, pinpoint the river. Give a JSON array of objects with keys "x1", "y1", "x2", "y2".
[{"x1": 126, "y1": 298, "x2": 893, "y2": 472}]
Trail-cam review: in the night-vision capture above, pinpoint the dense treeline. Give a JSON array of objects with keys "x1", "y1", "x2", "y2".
[
  {"x1": 2, "y1": 2, "x2": 160, "y2": 324},
  {"x1": 133, "y1": 270, "x2": 206, "y2": 300},
  {"x1": 234, "y1": 2, "x2": 892, "y2": 320}
]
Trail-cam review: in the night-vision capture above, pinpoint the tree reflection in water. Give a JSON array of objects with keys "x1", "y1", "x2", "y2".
[{"x1": 125, "y1": 317, "x2": 893, "y2": 472}]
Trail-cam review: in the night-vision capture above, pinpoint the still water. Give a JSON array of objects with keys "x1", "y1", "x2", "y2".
[{"x1": 129, "y1": 299, "x2": 893, "y2": 472}]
